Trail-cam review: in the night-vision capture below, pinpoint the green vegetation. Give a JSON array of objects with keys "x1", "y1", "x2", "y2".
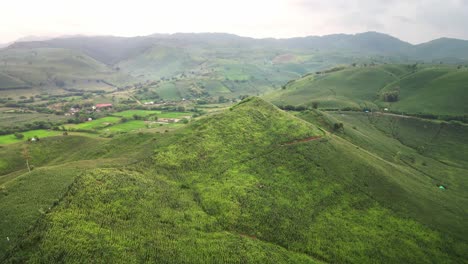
[
  {"x1": 1, "y1": 31, "x2": 468, "y2": 263},
  {"x1": 0, "y1": 48, "x2": 131, "y2": 98},
  {"x1": 2, "y1": 98, "x2": 466, "y2": 263},
  {"x1": 65, "y1": 116, "x2": 121, "y2": 130},
  {"x1": 112, "y1": 109, "x2": 161, "y2": 118},
  {"x1": 267, "y1": 64, "x2": 468, "y2": 118},
  {"x1": 379, "y1": 67, "x2": 468, "y2": 116},
  {"x1": 266, "y1": 65, "x2": 405, "y2": 110},
  {"x1": 0, "y1": 129, "x2": 62, "y2": 144}
]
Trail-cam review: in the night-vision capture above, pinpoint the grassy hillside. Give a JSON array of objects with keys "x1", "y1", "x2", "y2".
[
  {"x1": 412, "y1": 38, "x2": 468, "y2": 61},
  {"x1": 266, "y1": 64, "x2": 468, "y2": 117},
  {"x1": 266, "y1": 65, "x2": 409, "y2": 109},
  {"x1": 3, "y1": 98, "x2": 467, "y2": 263},
  {"x1": 0, "y1": 133, "x2": 159, "y2": 257},
  {"x1": 117, "y1": 45, "x2": 203, "y2": 79},
  {"x1": 380, "y1": 66, "x2": 468, "y2": 115},
  {"x1": 0, "y1": 47, "x2": 132, "y2": 98}
]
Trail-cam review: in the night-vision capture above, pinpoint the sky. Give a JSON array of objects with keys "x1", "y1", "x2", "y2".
[{"x1": 1, "y1": 0, "x2": 467, "y2": 44}]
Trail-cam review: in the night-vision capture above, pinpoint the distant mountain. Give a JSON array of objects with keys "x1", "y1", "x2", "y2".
[
  {"x1": 3, "y1": 32, "x2": 468, "y2": 99},
  {"x1": 412, "y1": 38, "x2": 468, "y2": 62},
  {"x1": 7, "y1": 32, "x2": 468, "y2": 64},
  {"x1": 14, "y1": 35, "x2": 58, "y2": 42},
  {"x1": 7, "y1": 36, "x2": 159, "y2": 65},
  {"x1": 0, "y1": 47, "x2": 132, "y2": 92},
  {"x1": 281, "y1": 32, "x2": 413, "y2": 55}
]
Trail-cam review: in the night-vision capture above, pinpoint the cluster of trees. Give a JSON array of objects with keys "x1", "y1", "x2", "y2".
[
  {"x1": 54, "y1": 79, "x2": 66, "y2": 88},
  {"x1": 277, "y1": 105, "x2": 309, "y2": 111},
  {"x1": 382, "y1": 90, "x2": 400, "y2": 102},
  {"x1": 135, "y1": 87, "x2": 161, "y2": 101},
  {"x1": 316, "y1": 66, "x2": 346, "y2": 75},
  {"x1": 333, "y1": 122, "x2": 344, "y2": 132},
  {"x1": 0, "y1": 121, "x2": 64, "y2": 136}
]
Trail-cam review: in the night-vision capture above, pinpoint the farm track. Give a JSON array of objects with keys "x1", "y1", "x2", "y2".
[{"x1": 282, "y1": 136, "x2": 322, "y2": 145}]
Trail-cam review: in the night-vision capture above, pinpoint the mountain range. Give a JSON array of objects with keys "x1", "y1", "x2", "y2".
[{"x1": 5, "y1": 31, "x2": 468, "y2": 62}]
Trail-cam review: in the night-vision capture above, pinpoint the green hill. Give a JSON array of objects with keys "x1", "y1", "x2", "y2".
[
  {"x1": 2, "y1": 98, "x2": 466, "y2": 263},
  {"x1": 0, "y1": 133, "x2": 158, "y2": 257},
  {"x1": 412, "y1": 38, "x2": 468, "y2": 61},
  {"x1": 266, "y1": 64, "x2": 468, "y2": 117},
  {"x1": 0, "y1": 47, "x2": 132, "y2": 98},
  {"x1": 4, "y1": 32, "x2": 467, "y2": 101},
  {"x1": 379, "y1": 66, "x2": 468, "y2": 116}
]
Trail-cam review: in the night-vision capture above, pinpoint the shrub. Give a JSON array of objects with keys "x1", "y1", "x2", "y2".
[
  {"x1": 382, "y1": 91, "x2": 400, "y2": 102},
  {"x1": 333, "y1": 123, "x2": 344, "y2": 131}
]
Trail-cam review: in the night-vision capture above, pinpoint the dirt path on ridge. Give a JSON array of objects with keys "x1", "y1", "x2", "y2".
[{"x1": 281, "y1": 136, "x2": 322, "y2": 146}]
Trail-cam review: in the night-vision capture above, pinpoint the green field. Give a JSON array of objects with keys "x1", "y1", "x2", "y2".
[
  {"x1": 0, "y1": 112, "x2": 68, "y2": 130},
  {"x1": 104, "y1": 120, "x2": 148, "y2": 132},
  {"x1": 112, "y1": 109, "x2": 161, "y2": 118},
  {"x1": 65, "y1": 116, "x2": 121, "y2": 130},
  {"x1": 63, "y1": 111, "x2": 190, "y2": 136},
  {"x1": 0, "y1": 130, "x2": 62, "y2": 144}
]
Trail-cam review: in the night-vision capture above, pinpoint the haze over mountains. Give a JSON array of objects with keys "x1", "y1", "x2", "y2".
[
  {"x1": 1, "y1": 31, "x2": 468, "y2": 104},
  {"x1": 5, "y1": 31, "x2": 468, "y2": 62}
]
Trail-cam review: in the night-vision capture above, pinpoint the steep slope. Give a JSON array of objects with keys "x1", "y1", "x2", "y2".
[{"x1": 4, "y1": 98, "x2": 467, "y2": 263}]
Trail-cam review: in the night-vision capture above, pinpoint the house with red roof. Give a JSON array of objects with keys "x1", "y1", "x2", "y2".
[{"x1": 95, "y1": 103, "x2": 113, "y2": 109}]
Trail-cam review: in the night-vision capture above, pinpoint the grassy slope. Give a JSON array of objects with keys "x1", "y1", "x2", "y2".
[
  {"x1": 4, "y1": 98, "x2": 467, "y2": 263},
  {"x1": 266, "y1": 65, "x2": 407, "y2": 109},
  {"x1": 0, "y1": 133, "x2": 159, "y2": 258},
  {"x1": 380, "y1": 67, "x2": 468, "y2": 115},
  {"x1": 117, "y1": 45, "x2": 203, "y2": 79},
  {"x1": 297, "y1": 110, "x2": 468, "y2": 237},
  {"x1": 0, "y1": 130, "x2": 62, "y2": 145},
  {"x1": 0, "y1": 72, "x2": 27, "y2": 89},
  {"x1": 266, "y1": 64, "x2": 468, "y2": 116},
  {"x1": 0, "y1": 48, "x2": 132, "y2": 96},
  {"x1": 0, "y1": 112, "x2": 68, "y2": 130}
]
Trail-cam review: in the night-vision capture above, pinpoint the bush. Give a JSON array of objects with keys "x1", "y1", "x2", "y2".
[
  {"x1": 382, "y1": 88, "x2": 400, "y2": 102},
  {"x1": 333, "y1": 123, "x2": 344, "y2": 131},
  {"x1": 14, "y1": 132, "x2": 24, "y2": 139}
]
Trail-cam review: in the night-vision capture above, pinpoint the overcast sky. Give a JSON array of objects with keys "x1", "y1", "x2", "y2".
[{"x1": 1, "y1": 0, "x2": 467, "y2": 44}]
